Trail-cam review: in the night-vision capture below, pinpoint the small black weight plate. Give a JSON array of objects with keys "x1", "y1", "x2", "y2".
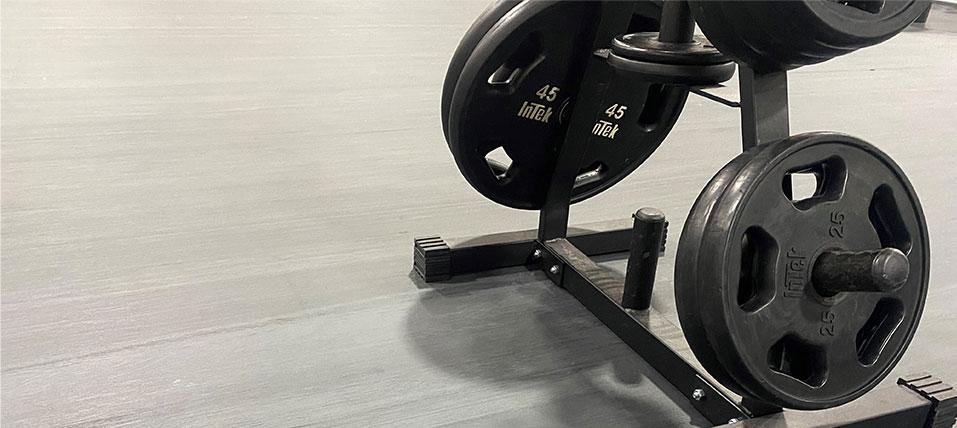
[
  {"x1": 441, "y1": 0, "x2": 521, "y2": 141},
  {"x1": 676, "y1": 132, "x2": 929, "y2": 410},
  {"x1": 606, "y1": 50, "x2": 735, "y2": 86},
  {"x1": 690, "y1": 0, "x2": 928, "y2": 71},
  {"x1": 611, "y1": 32, "x2": 728, "y2": 65},
  {"x1": 606, "y1": 32, "x2": 735, "y2": 86},
  {"x1": 447, "y1": 1, "x2": 688, "y2": 209}
]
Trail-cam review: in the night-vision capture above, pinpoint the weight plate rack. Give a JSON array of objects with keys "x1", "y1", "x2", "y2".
[{"x1": 414, "y1": 1, "x2": 953, "y2": 426}]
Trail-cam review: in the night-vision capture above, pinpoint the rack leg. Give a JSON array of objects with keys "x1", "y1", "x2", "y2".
[{"x1": 413, "y1": 220, "x2": 634, "y2": 282}]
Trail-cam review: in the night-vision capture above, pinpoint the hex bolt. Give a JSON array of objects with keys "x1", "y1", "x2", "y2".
[
  {"x1": 691, "y1": 388, "x2": 705, "y2": 401},
  {"x1": 532, "y1": 249, "x2": 543, "y2": 259},
  {"x1": 728, "y1": 418, "x2": 741, "y2": 424},
  {"x1": 549, "y1": 265, "x2": 560, "y2": 275}
]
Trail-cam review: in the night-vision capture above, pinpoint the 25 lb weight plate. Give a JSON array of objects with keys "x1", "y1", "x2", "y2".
[
  {"x1": 445, "y1": 0, "x2": 688, "y2": 209},
  {"x1": 676, "y1": 132, "x2": 929, "y2": 409},
  {"x1": 690, "y1": 0, "x2": 929, "y2": 71}
]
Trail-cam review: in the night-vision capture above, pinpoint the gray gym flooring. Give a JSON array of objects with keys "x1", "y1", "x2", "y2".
[{"x1": 2, "y1": 1, "x2": 955, "y2": 426}]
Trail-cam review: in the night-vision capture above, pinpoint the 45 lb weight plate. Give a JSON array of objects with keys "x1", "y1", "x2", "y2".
[
  {"x1": 676, "y1": 132, "x2": 929, "y2": 409},
  {"x1": 445, "y1": 0, "x2": 687, "y2": 209}
]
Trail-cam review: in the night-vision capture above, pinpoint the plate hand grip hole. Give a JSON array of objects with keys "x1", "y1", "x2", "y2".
[
  {"x1": 486, "y1": 33, "x2": 544, "y2": 93},
  {"x1": 868, "y1": 184, "x2": 912, "y2": 253},
  {"x1": 783, "y1": 156, "x2": 847, "y2": 210},
  {"x1": 738, "y1": 226, "x2": 778, "y2": 312},
  {"x1": 484, "y1": 146, "x2": 513, "y2": 181},
  {"x1": 767, "y1": 335, "x2": 828, "y2": 388},
  {"x1": 488, "y1": 65, "x2": 523, "y2": 87},
  {"x1": 855, "y1": 298, "x2": 904, "y2": 366},
  {"x1": 573, "y1": 162, "x2": 606, "y2": 189},
  {"x1": 832, "y1": 0, "x2": 884, "y2": 14},
  {"x1": 637, "y1": 84, "x2": 668, "y2": 132},
  {"x1": 786, "y1": 172, "x2": 818, "y2": 202}
]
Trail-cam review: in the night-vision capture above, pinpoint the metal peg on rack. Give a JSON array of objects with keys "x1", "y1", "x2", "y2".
[{"x1": 622, "y1": 208, "x2": 668, "y2": 310}]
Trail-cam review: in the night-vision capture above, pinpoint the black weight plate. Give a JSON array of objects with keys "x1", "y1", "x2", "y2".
[
  {"x1": 606, "y1": 51, "x2": 735, "y2": 86},
  {"x1": 441, "y1": 0, "x2": 521, "y2": 141},
  {"x1": 690, "y1": 1, "x2": 928, "y2": 71},
  {"x1": 611, "y1": 32, "x2": 728, "y2": 65},
  {"x1": 674, "y1": 151, "x2": 756, "y2": 396},
  {"x1": 448, "y1": 0, "x2": 687, "y2": 209},
  {"x1": 676, "y1": 132, "x2": 929, "y2": 409}
]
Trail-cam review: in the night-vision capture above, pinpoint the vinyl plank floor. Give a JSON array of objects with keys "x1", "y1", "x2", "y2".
[{"x1": 2, "y1": 1, "x2": 956, "y2": 426}]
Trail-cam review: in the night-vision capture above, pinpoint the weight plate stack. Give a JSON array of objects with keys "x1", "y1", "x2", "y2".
[
  {"x1": 676, "y1": 132, "x2": 929, "y2": 410},
  {"x1": 689, "y1": 0, "x2": 929, "y2": 71},
  {"x1": 443, "y1": 0, "x2": 689, "y2": 210}
]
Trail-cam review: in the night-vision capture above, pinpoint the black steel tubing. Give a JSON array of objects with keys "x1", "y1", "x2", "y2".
[{"x1": 658, "y1": 0, "x2": 695, "y2": 43}]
